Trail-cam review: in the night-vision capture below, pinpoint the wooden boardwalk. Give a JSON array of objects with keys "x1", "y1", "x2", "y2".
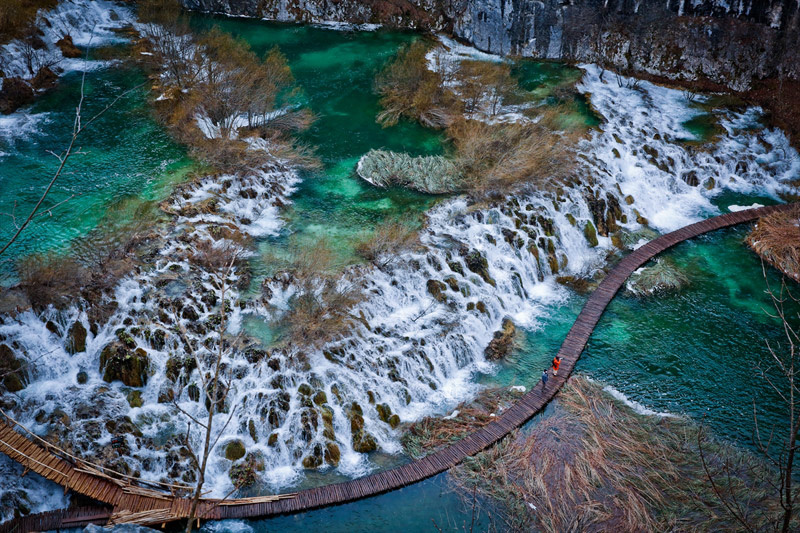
[{"x1": 0, "y1": 203, "x2": 794, "y2": 532}]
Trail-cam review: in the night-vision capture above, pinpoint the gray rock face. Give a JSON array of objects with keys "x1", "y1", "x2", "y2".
[{"x1": 182, "y1": 0, "x2": 800, "y2": 91}]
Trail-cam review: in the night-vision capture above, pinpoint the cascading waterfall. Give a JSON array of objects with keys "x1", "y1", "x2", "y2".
[{"x1": 0, "y1": 30, "x2": 798, "y2": 518}]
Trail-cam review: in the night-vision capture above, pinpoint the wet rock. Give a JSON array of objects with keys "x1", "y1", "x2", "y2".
[
  {"x1": 127, "y1": 390, "x2": 143, "y2": 408},
  {"x1": 352, "y1": 429, "x2": 377, "y2": 453},
  {"x1": 66, "y1": 321, "x2": 87, "y2": 355},
  {"x1": 556, "y1": 276, "x2": 592, "y2": 294},
  {"x1": 229, "y1": 458, "x2": 258, "y2": 487},
  {"x1": 187, "y1": 383, "x2": 200, "y2": 402},
  {"x1": 313, "y1": 391, "x2": 327, "y2": 406},
  {"x1": 484, "y1": 318, "x2": 515, "y2": 360},
  {"x1": 0, "y1": 78, "x2": 34, "y2": 114},
  {"x1": 583, "y1": 221, "x2": 599, "y2": 247},
  {"x1": 115, "y1": 329, "x2": 136, "y2": 349},
  {"x1": 0, "y1": 344, "x2": 26, "y2": 392},
  {"x1": 31, "y1": 66, "x2": 58, "y2": 90},
  {"x1": 464, "y1": 250, "x2": 495, "y2": 286},
  {"x1": 46, "y1": 320, "x2": 59, "y2": 335},
  {"x1": 426, "y1": 279, "x2": 448, "y2": 303},
  {"x1": 181, "y1": 305, "x2": 200, "y2": 321},
  {"x1": 302, "y1": 444, "x2": 324, "y2": 469},
  {"x1": 99, "y1": 342, "x2": 149, "y2": 387},
  {"x1": 225, "y1": 439, "x2": 246, "y2": 461},
  {"x1": 376, "y1": 403, "x2": 393, "y2": 425},
  {"x1": 76, "y1": 370, "x2": 89, "y2": 385},
  {"x1": 682, "y1": 170, "x2": 699, "y2": 186},
  {"x1": 56, "y1": 34, "x2": 82, "y2": 58},
  {"x1": 267, "y1": 432, "x2": 279, "y2": 446},
  {"x1": 324, "y1": 442, "x2": 341, "y2": 466}
]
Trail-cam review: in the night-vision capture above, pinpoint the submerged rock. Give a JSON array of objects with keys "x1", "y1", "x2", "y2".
[
  {"x1": 626, "y1": 258, "x2": 689, "y2": 296},
  {"x1": 484, "y1": 317, "x2": 516, "y2": 360},
  {"x1": 356, "y1": 149, "x2": 461, "y2": 194}
]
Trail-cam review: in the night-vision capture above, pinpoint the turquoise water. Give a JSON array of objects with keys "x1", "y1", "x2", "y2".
[
  {"x1": 0, "y1": 63, "x2": 193, "y2": 278},
  {"x1": 199, "y1": 473, "x2": 489, "y2": 533},
  {"x1": 488, "y1": 226, "x2": 799, "y2": 448}
]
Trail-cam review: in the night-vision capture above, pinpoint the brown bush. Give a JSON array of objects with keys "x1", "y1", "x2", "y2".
[
  {"x1": 354, "y1": 219, "x2": 420, "y2": 265},
  {"x1": 266, "y1": 240, "x2": 363, "y2": 348},
  {"x1": 0, "y1": 0, "x2": 56, "y2": 44},
  {"x1": 16, "y1": 252, "x2": 89, "y2": 310},
  {"x1": 446, "y1": 107, "x2": 580, "y2": 198},
  {"x1": 452, "y1": 376, "x2": 786, "y2": 532},
  {"x1": 375, "y1": 40, "x2": 460, "y2": 128}
]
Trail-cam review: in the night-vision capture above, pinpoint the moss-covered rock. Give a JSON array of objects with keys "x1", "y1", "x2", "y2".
[
  {"x1": 464, "y1": 250, "x2": 495, "y2": 286},
  {"x1": 126, "y1": 390, "x2": 143, "y2": 408},
  {"x1": 426, "y1": 279, "x2": 448, "y2": 303},
  {"x1": 325, "y1": 442, "x2": 341, "y2": 466},
  {"x1": 99, "y1": 343, "x2": 149, "y2": 387},
  {"x1": 225, "y1": 440, "x2": 246, "y2": 461},
  {"x1": 584, "y1": 221, "x2": 599, "y2": 247}
]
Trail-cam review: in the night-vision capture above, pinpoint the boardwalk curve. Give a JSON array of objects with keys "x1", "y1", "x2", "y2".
[{"x1": 0, "y1": 203, "x2": 795, "y2": 531}]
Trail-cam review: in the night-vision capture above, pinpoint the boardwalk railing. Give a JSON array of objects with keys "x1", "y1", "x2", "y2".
[{"x1": 0, "y1": 203, "x2": 794, "y2": 531}]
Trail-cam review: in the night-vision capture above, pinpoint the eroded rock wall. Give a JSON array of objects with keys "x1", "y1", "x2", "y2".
[{"x1": 180, "y1": 0, "x2": 800, "y2": 90}]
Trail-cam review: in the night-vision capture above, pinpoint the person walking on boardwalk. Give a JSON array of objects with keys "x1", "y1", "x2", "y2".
[
  {"x1": 541, "y1": 369, "x2": 549, "y2": 388},
  {"x1": 552, "y1": 356, "x2": 562, "y2": 376}
]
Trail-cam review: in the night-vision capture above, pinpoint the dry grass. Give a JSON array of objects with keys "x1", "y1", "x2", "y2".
[
  {"x1": 747, "y1": 206, "x2": 800, "y2": 282},
  {"x1": 354, "y1": 219, "x2": 421, "y2": 266},
  {"x1": 400, "y1": 387, "x2": 524, "y2": 458},
  {"x1": 451, "y1": 376, "x2": 789, "y2": 532},
  {"x1": 447, "y1": 108, "x2": 580, "y2": 199},
  {"x1": 266, "y1": 240, "x2": 364, "y2": 349}
]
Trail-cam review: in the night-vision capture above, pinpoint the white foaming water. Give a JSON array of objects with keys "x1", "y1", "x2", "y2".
[
  {"x1": 0, "y1": 1, "x2": 134, "y2": 81},
  {"x1": 0, "y1": 112, "x2": 50, "y2": 147},
  {"x1": 1, "y1": 59, "x2": 798, "y2": 510}
]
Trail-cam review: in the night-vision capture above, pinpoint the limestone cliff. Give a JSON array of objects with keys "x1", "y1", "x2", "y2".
[{"x1": 181, "y1": 0, "x2": 800, "y2": 91}]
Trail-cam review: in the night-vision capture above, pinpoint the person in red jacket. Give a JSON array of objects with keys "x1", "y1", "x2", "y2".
[{"x1": 552, "y1": 356, "x2": 562, "y2": 376}]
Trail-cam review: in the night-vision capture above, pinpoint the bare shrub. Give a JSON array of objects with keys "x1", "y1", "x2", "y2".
[
  {"x1": 375, "y1": 40, "x2": 460, "y2": 128},
  {"x1": 16, "y1": 252, "x2": 88, "y2": 310},
  {"x1": 354, "y1": 219, "x2": 421, "y2": 266},
  {"x1": 447, "y1": 107, "x2": 580, "y2": 198},
  {"x1": 455, "y1": 59, "x2": 515, "y2": 117},
  {"x1": 265, "y1": 240, "x2": 363, "y2": 348},
  {"x1": 0, "y1": 0, "x2": 56, "y2": 44},
  {"x1": 400, "y1": 387, "x2": 524, "y2": 458}
]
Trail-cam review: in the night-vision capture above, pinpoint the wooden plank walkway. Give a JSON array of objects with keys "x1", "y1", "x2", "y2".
[{"x1": 0, "y1": 203, "x2": 794, "y2": 532}]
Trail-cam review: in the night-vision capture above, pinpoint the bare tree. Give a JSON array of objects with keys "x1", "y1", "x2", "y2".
[{"x1": 167, "y1": 240, "x2": 243, "y2": 532}]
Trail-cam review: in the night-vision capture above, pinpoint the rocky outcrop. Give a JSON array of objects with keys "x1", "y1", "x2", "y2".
[
  {"x1": 182, "y1": 0, "x2": 800, "y2": 91},
  {"x1": 484, "y1": 317, "x2": 515, "y2": 360}
]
